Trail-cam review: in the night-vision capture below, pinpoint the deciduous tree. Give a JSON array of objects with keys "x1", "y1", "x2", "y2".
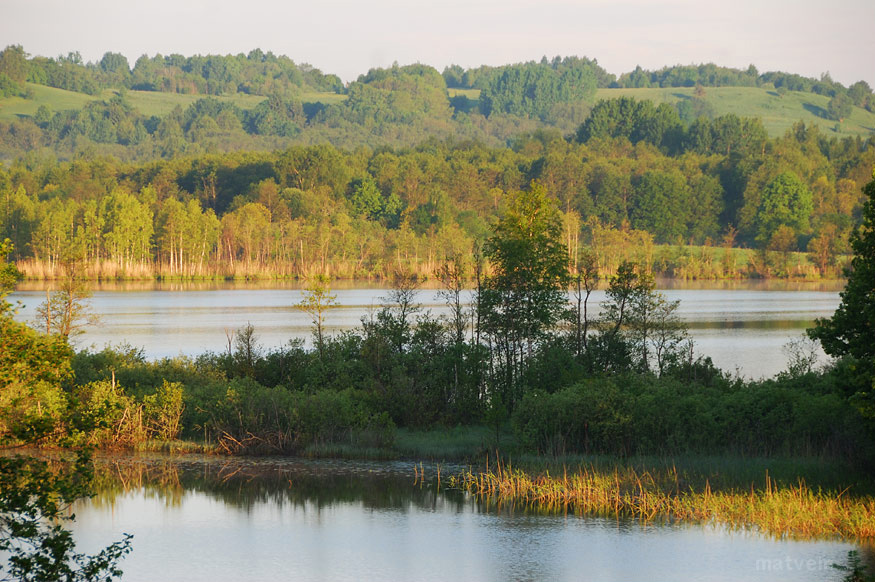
[
  {"x1": 297, "y1": 274, "x2": 337, "y2": 357},
  {"x1": 480, "y1": 182, "x2": 569, "y2": 410},
  {"x1": 754, "y1": 172, "x2": 813, "y2": 248},
  {"x1": 809, "y1": 171, "x2": 875, "y2": 364}
]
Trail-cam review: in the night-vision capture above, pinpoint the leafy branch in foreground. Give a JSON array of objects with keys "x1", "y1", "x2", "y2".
[
  {"x1": 1, "y1": 239, "x2": 132, "y2": 582},
  {"x1": 0, "y1": 453, "x2": 132, "y2": 582}
]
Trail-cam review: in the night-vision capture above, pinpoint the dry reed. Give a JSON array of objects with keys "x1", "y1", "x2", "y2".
[{"x1": 449, "y1": 463, "x2": 875, "y2": 540}]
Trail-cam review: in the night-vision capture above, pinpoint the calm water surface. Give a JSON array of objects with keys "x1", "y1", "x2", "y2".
[
  {"x1": 10, "y1": 279, "x2": 842, "y2": 378},
  {"x1": 67, "y1": 454, "x2": 857, "y2": 582}
]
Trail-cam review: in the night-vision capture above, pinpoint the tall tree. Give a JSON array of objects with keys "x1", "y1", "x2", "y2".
[
  {"x1": 809, "y1": 170, "x2": 875, "y2": 364},
  {"x1": 297, "y1": 274, "x2": 337, "y2": 358},
  {"x1": 754, "y1": 171, "x2": 813, "y2": 248},
  {"x1": 479, "y1": 182, "x2": 569, "y2": 410},
  {"x1": 0, "y1": 45, "x2": 28, "y2": 84}
]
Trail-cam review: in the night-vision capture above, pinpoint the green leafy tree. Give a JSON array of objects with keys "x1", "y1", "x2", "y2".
[
  {"x1": 754, "y1": 172, "x2": 813, "y2": 248},
  {"x1": 35, "y1": 266, "x2": 96, "y2": 341},
  {"x1": 847, "y1": 81, "x2": 873, "y2": 111},
  {"x1": 480, "y1": 182, "x2": 570, "y2": 410},
  {"x1": 478, "y1": 58, "x2": 600, "y2": 120},
  {"x1": 630, "y1": 170, "x2": 691, "y2": 243},
  {"x1": 827, "y1": 94, "x2": 853, "y2": 122},
  {"x1": 576, "y1": 97, "x2": 683, "y2": 152},
  {"x1": 297, "y1": 274, "x2": 337, "y2": 357},
  {"x1": 631, "y1": 291, "x2": 688, "y2": 375},
  {"x1": 349, "y1": 176, "x2": 402, "y2": 227},
  {"x1": 0, "y1": 45, "x2": 28, "y2": 84},
  {"x1": 375, "y1": 271, "x2": 421, "y2": 355},
  {"x1": 0, "y1": 238, "x2": 21, "y2": 296},
  {"x1": 103, "y1": 189, "x2": 154, "y2": 269},
  {"x1": 707, "y1": 114, "x2": 768, "y2": 157},
  {"x1": 601, "y1": 261, "x2": 654, "y2": 339},
  {"x1": 245, "y1": 93, "x2": 303, "y2": 137},
  {"x1": 809, "y1": 170, "x2": 875, "y2": 368}
]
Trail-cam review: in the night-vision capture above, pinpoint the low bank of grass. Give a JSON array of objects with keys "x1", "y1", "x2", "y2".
[
  {"x1": 448, "y1": 455, "x2": 875, "y2": 540},
  {"x1": 395, "y1": 425, "x2": 516, "y2": 460},
  {"x1": 16, "y1": 245, "x2": 847, "y2": 283},
  {"x1": 649, "y1": 243, "x2": 848, "y2": 281},
  {"x1": 132, "y1": 439, "x2": 219, "y2": 455}
]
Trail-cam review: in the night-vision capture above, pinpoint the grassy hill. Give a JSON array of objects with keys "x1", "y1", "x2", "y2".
[
  {"x1": 3, "y1": 83, "x2": 874, "y2": 140},
  {"x1": 450, "y1": 86, "x2": 875, "y2": 138},
  {"x1": 0, "y1": 83, "x2": 95, "y2": 119},
  {"x1": 0, "y1": 84, "x2": 346, "y2": 120},
  {"x1": 595, "y1": 86, "x2": 875, "y2": 138}
]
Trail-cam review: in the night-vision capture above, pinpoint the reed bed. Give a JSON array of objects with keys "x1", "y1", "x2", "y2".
[{"x1": 448, "y1": 462, "x2": 875, "y2": 540}]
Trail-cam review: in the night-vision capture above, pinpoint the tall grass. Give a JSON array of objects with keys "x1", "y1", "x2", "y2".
[
  {"x1": 18, "y1": 258, "x2": 154, "y2": 280},
  {"x1": 395, "y1": 425, "x2": 510, "y2": 459},
  {"x1": 449, "y1": 461, "x2": 875, "y2": 540},
  {"x1": 16, "y1": 246, "x2": 846, "y2": 282}
]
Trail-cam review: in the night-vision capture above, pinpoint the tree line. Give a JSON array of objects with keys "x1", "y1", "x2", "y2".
[
  {"x1": 5, "y1": 45, "x2": 871, "y2": 114},
  {"x1": 0, "y1": 45, "x2": 342, "y2": 97},
  {"x1": 4, "y1": 170, "x2": 874, "y2": 461},
  {"x1": 1, "y1": 120, "x2": 872, "y2": 280},
  {"x1": 446, "y1": 58, "x2": 875, "y2": 114}
]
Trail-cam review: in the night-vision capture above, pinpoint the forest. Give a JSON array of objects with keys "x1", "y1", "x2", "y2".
[
  {"x1": 0, "y1": 118, "x2": 872, "y2": 281},
  {"x1": 1, "y1": 45, "x2": 875, "y2": 158},
  {"x1": 2, "y1": 46, "x2": 874, "y2": 283},
  {"x1": 3, "y1": 171, "x2": 875, "y2": 466},
  {"x1": 4, "y1": 175, "x2": 875, "y2": 578}
]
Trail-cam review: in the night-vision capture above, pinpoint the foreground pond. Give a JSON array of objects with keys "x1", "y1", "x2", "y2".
[
  {"x1": 66, "y1": 454, "x2": 859, "y2": 582},
  {"x1": 11, "y1": 279, "x2": 842, "y2": 378}
]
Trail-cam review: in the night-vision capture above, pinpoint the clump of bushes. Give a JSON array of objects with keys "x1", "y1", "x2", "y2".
[{"x1": 512, "y1": 372, "x2": 863, "y2": 459}]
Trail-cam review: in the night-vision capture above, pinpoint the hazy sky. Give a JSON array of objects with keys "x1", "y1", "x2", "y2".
[{"x1": 2, "y1": 0, "x2": 873, "y2": 87}]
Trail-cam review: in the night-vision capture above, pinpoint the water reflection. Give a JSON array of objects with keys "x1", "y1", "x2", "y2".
[
  {"x1": 15, "y1": 278, "x2": 846, "y2": 293},
  {"x1": 64, "y1": 453, "x2": 864, "y2": 582},
  {"x1": 90, "y1": 454, "x2": 470, "y2": 515}
]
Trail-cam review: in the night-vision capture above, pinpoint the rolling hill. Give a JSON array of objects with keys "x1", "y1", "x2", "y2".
[
  {"x1": 450, "y1": 86, "x2": 875, "y2": 138},
  {"x1": 1, "y1": 83, "x2": 872, "y2": 140}
]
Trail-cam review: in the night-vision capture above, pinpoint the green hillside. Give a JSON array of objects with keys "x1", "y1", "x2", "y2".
[
  {"x1": 121, "y1": 89, "x2": 267, "y2": 117},
  {"x1": 449, "y1": 86, "x2": 875, "y2": 138},
  {"x1": 0, "y1": 83, "x2": 94, "y2": 119},
  {"x1": 5, "y1": 83, "x2": 873, "y2": 140},
  {"x1": 0, "y1": 83, "x2": 348, "y2": 120},
  {"x1": 595, "y1": 86, "x2": 875, "y2": 138}
]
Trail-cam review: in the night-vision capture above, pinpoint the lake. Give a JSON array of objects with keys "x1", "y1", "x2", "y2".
[
  {"x1": 6, "y1": 281, "x2": 863, "y2": 581},
  {"x1": 64, "y1": 453, "x2": 858, "y2": 582},
  {"x1": 10, "y1": 279, "x2": 843, "y2": 379}
]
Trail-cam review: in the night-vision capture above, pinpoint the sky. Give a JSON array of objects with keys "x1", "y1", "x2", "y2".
[{"x1": 2, "y1": 0, "x2": 873, "y2": 87}]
